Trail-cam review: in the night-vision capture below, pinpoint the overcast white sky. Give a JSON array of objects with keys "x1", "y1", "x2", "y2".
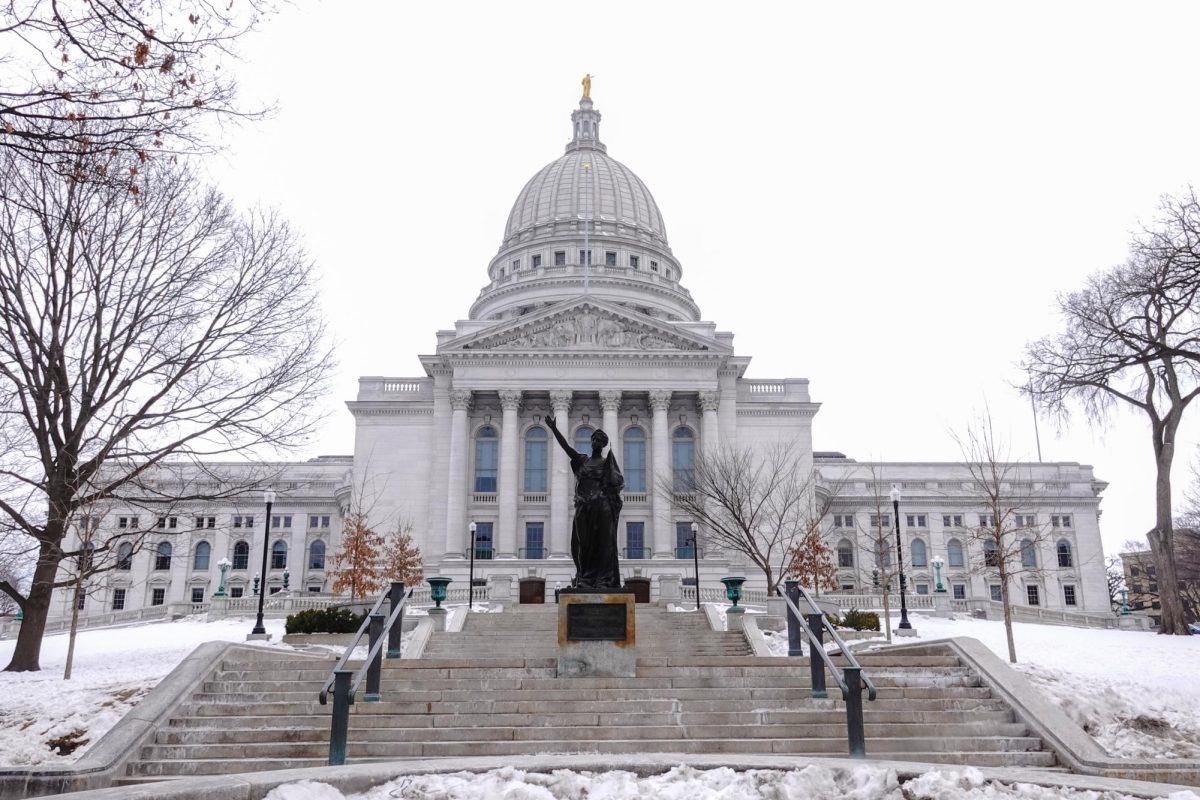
[{"x1": 202, "y1": 1, "x2": 1200, "y2": 557}]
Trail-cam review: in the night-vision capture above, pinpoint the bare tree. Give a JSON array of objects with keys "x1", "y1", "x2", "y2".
[
  {"x1": 659, "y1": 442, "x2": 822, "y2": 595},
  {"x1": 955, "y1": 412, "x2": 1056, "y2": 663},
  {"x1": 0, "y1": 155, "x2": 333, "y2": 671},
  {"x1": 0, "y1": 0, "x2": 277, "y2": 175},
  {"x1": 1023, "y1": 191, "x2": 1200, "y2": 636},
  {"x1": 1105, "y1": 555, "x2": 1127, "y2": 613},
  {"x1": 851, "y1": 467, "x2": 901, "y2": 644}
]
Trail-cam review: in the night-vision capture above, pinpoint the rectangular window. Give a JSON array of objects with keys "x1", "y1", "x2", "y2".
[
  {"x1": 905, "y1": 514, "x2": 927, "y2": 528},
  {"x1": 1063, "y1": 585, "x2": 1077, "y2": 606},
  {"x1": 579, "y1": 249, "x2": 592, "y2": 265},
  {"x1": 1027, "y1": 585, "x2": 1040, "y2": 606},
  {"x1": 979, "y1": 514, "x2": 994, "y2": 527},
  {"x1": 942, "y1": 514, "x2": 963, "y2": 528},
  {"x1": 990, "y1": 584, "x2": 1002, "y2": 602},
  {"x1": 605, "y1": 251, "x2": 617, "y2": 266},
  {"x1": 629, "y1": 255, "x2": 639, "y2": 268},
  {"x1": 650, "y1": 260, "x2": 659, "y2": 271},
  {"x1": 626, "y1": 522, "x2": 646, "y2": 558},
  {"x1": 230, "y1": 586, "x2": 244, "y2": 598},
  {"x1": 915, "y1": 584, "x2": 929, "y2": 595},
  {"x1": 76, "y1": 592, "x2": 85, "y2": 610},
  {"x1": 524, "y1": 521, "x2": 545, "y2": 559},
  {"x1": 511, "y1": 258, "x2": 520, "y2": 271},
  {"x1": 1052, "y1": 515, "x2": 1073, "y2": 528},
  {"x1": 675, "y1": 522, "x2": 696, "y2": 559},
  {"x1": 272, "y1": 515, "x2": 293, "y2": 528},
  {"x1": 1015, "y1": 514, "x2": 1036, "y2": 528},
  {"x1": 197, "y1": 516, "x2": 207, "y2": 529},
  {"x1": 205, "y1": 516, "x2": 215, "y2": 529},
  {"x1": 1149, "y1": 582, "x2": 1158, "y2": 592},
  {"x1": 111, "y1": 588, "x2": 127, "y2": 610},
  {"x1": 531, "y1": 254, "x2": 542, "y2": 269},
  {"x1": 869, "y1": 515, "x2": 891, "y2": 528},
  {"x1": 472, "y1": 521, "x2": 494, "y2": 559},
  {"x1": 321, "y1": 516, "x2": 330, "y2": 528},
  {"x1": 308, "y1": 585, "x2": 322, "y2": 593},
  {"x1": 158, "y1": 516, "x2": 177, "y2": 529},
  {"x1": 310, "y1": 515, "x2": 319, "y2": 528},
  {"x1": 834, "y1": 514, "x2": 854, "y2": 528},
  {"x1": 190, "y1": 587, "x2": 205, "y2": 604},
  {"x1": 151, "y1": 588, "x2": 165, "y2": 606},
  {"x1": 841, "y1": 583, "x2": 855, "y2": 592},
  {"x1": 952, "y1": 584, "x2": 966, "y2": 600},
  {"x1": 554, "y1": 251, "x2": 566, "y2": 266},
  {"x1": 269, "y1": 585, "x2": 281, "y2": 595},
  {"x1": 119, "y1": 516, "x2": 128, "y2": 529},
  {"x1": 233, "y1": 516, "x2": 242, "y2": 528}
]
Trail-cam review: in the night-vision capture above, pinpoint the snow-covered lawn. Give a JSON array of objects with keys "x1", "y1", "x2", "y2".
[
  {"x1": 263, "y1": 764, "x2": 1200, "y2": 800},
  {"x1": 762, "y1": 612, "x2": 1200, "y2": 760},
  {"x1": 0, "y1": 615, "x2": 289, "y2": 767}
]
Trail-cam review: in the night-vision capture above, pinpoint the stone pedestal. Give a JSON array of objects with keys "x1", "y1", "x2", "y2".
[
  {"x1": 726, "y1": 606, "x2": 746, "y2": 631},
  {"x1": 427, "y1": 607, "x2": 448, "y2": 631},
  {"x1": 893, "y1": 626, "x2": 918, "y2": 637},
  {"x1": 656, "y1": 573, "x2": 682, "y2": 605},
  {"x1": 931, "y1": 592, "x2": 953, "y2": 618},
  {"x1": 557, "y1": 590, "x2": 636, "y2": 678},
  {"x1": 488, "y1": 575, "x2": 513, "y2": 602},
  {"x1": 244, "y1": 632, "x2": 272, "y2": 642}
]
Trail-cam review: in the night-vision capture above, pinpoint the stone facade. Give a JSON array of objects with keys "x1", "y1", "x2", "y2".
[{"x1": 49, "y1": 95, "x2": 1111, "y2": 619}]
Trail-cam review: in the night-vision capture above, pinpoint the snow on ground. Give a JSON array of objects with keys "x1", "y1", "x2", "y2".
[
  {"x1": 263, "y1": 764, "x2": 1200, "y2": 800},
  {"x1": 762, "y1": 612, "x2": 1200, "y2": 760}
]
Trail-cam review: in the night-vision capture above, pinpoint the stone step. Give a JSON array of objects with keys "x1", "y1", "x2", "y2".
[
  {"x1": 157, "y1": 712, "x2": 1019, "y2": 744},
  {"x1": 145, "y1": 723, "x2": 1035, "y2": 758},
  {"x1": 127, "y1": 749, "x2": 1057, "y2": 778}
]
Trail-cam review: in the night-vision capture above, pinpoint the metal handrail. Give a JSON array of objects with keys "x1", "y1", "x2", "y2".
[
  {"x1": 793, "y1": 583, "x2": 878, "y2": 702},
  {"x1": 779, "y1": 590, "x2": 877, "y2": 702},
  {"x1": 345, "y1": 587, "x2": 410, "y2": 699},
  {"x1": 316, "y1": 588, "x2": 389, "y2": 704}
]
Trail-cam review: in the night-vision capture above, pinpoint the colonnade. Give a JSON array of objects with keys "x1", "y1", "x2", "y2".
[{"x1": 439, "y1": 389, "x2": 722, "y2": 561}]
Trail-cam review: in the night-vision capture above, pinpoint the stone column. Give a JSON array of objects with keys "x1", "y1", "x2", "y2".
[
  {"x1": 700, "y1": 391, "x2": 720, "y2": 456},
  {"x1": 549, "y1": 391, "x2": 573, "y2": 558},
  {"x1": 497, "y1": 390, "x2": 521, "y2": 558},
  {"x1": 428, "y1": 372, "x2": 452, "y2": 559},
  {"x1": 650, "y1": 390, "x2": 673, "y2": 558},
  {"x1": 599, "y1": 390, "x2": 621, "y2": 456},
  {"x1": 444, "y1": 389, "x2": 472, "y2": 558}
]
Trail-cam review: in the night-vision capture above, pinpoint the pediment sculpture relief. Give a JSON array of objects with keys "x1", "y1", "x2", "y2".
[{"x1": 473, "y1": 308, "x2": 703, "y2": 351}]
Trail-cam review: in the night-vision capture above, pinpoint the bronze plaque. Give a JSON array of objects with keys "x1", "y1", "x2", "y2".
[{"x1": 566, "y1": 602, "x2": 628, "y2": 641}]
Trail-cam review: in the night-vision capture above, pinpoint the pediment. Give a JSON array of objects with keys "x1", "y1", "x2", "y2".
[{"x1": 442, "y1": 300, "x2": 723, "y2": 354}]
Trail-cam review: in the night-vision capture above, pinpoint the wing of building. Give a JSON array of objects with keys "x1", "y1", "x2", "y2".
[{"x1": 49, "y1": 94, "x2": 1111, "y2": 619}]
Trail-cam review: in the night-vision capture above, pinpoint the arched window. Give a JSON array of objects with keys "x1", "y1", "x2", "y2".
[
  {"x1": 154, "y1": 541, "x2": 172, "y2": 570},
  {"x1": 837, "y1": 539, "x2": 854, "y2": 568},
  {"x1": 983, "y1": 539, "x2": 999, "y2": 567},
  {"x1": 271, "y1": 540, "x2": 288, "y2": 570},
  {"x1": 1020, "y1": 538, "x2": 1037, "y2": 568},
  {"x1": 524, "y1": 427, "x2": 547, "y2": 492},
  {"x1": 947, "y1": 538, "x2": 964, "y2": 568},
  {"x1": 310, "y1": 540, "x2": 326, "y2": 570},
  {"x1": 1057, "y1": 539, "x2": 1073, "y2": 568},
  {"x1": 574, "y1": 425, "x2": 595, "y2": 455},
  {"x1": 116, "y1": 542, "x2": 133, "y2": 571},
  {"x1": 672, "y1": 426, "x2": 695, "y2": 491},
  {"x1": 623, "y1": 426, "x2": 646, "y2": 492},
  {"x1": 193, "y1": 541, "x2": 211, "y2": 570},
  {"x1": 474, "y1": 425, "x2": 498, "y2": 492},
  {"x1": 911, "y1": 538, "x2": 928, "y2": 567},
  {"x1": 232, "y1": 540, "x2": 250, "y2": 570}
]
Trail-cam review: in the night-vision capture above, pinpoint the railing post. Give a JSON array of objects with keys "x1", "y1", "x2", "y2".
[
  {"x1": 328, "y1": 669, "x2": 352, "y2": 766},
  {"x1": 843, "y1": 666, "x2": 866, "y2": 758},
  {"x1": 387, "y1": 581, "x2": 405, "y2": 659},
  {"x1": 806, "y1": 613, "x2": 827, "y2": 698},
  {"x1": 784, "y1": 580, "x2": 803, "y2": 657},
  {"x1": 364, "y1": 613, "x2": 384, "y2": 702}
]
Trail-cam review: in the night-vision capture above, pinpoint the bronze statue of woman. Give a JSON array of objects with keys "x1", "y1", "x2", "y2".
[{"x1": 545, "y1": 414, "x2": 623, "y2": 589}]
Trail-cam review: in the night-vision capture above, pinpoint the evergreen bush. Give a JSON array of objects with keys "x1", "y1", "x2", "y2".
[
  {"x1": 284, "y1": 607, "x2": 368, "y2": 635},
  {"x1": 840, "y1": 608, "x2": 881, "y2": 631}
]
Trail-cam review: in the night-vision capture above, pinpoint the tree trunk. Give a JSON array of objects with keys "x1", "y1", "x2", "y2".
[
  {"x1": 4, "y1": 553, "x2": 60, "y2": 672},
  {"x1": 64, "y1": 584, "x2": 82, "y2": 680},
  {"x1": 1150, "y1": 427, "x2": 1191, "y2": 635},
  {"x1": 998, "y1": 557, "x2": 1017, "y2": 663},
  {"x1": 881, "y1": 586, "x2": 892, "y2": 644}
]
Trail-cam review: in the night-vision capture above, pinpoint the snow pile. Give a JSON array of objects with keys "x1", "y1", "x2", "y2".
[
  {"x1": 759, "y1": 612, "x2": 1200, "y2": 760},
  {"x1": 261, "y1": 764, "x2": 1200, "y2": 800}
]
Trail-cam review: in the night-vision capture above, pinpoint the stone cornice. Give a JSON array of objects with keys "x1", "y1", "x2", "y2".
[
  {"x1": 346, "y1": 403, "x2": 434, "y2": 417},
  {"x1": 470, "y1": 274, "x2": 700, "y2": 321}
]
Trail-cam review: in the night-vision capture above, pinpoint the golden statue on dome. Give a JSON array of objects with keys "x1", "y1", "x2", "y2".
[{"x1": 582, "y1": 73, "x2": 593, "y2": 99}]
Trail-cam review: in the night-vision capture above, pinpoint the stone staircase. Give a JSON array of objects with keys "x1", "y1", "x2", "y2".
[{"x1": 122, "y1": 604, "x2": 1055, "y2": 781}]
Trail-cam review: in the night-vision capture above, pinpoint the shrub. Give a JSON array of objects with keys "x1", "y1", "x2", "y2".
[
  {"x1": 284, "y1": 607, "x2": 368, "y2": 635},
  {"x1": 840, "y1": 608, "x2": 880, "y2": 632}
]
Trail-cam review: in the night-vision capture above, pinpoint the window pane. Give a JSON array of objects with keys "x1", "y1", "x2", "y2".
[
  {"x1": 474, "y1": 426, "x2": 498, "y2": 492},
  {"x1": 837, "y1": 539, "x2": 854, "y2": 568},
  {"x1": 193, "y1": 541, "x2": 210, "y2": 570},
  {"x1": 675, "y1": 521, "x2": 695, "y2": 558},
  {"x1": 948, "y1": 539, "x2": 964, "y2": 567},
  {"x1": 310, "y1": 540, "x2": 326, "y2": 570},
  {"x1": 524, "y1": 428, "x2": 547, "y2": 492},
  {"x1": 271, "y1": 540, "x2": 288, "y2": 570},
  {"x1": 910, "y1": 539, "x2": 927, "y2": 567},
  {"x1": 524, "y1": 522, "x2": 544, "y2": 558},
  {"x1": 472, "y1": 522, "x2": 494, "y2": 559},
  {"x1": 672, "y1": 427, "x2": 695, "y2": 491},
  {"x1": 623, "y1": 427, "x2": 646, "y2": 492},
  {"x1": 574, "y1": 425, "x2": 594, "y2": 455},
  {"x1": 626, "y1": 522, "x2": 646, "y2": 558},
  {"x1": 233, "y1": 541, "x2": 249, "y2": 570}
]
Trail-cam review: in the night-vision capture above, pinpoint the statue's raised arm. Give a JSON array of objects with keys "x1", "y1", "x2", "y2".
[{"x1": 545, "y1": 413, "x2": 577, "y2": 459}]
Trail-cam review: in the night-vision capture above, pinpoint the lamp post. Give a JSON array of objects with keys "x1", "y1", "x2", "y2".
[
  {"x1": 250, "y1": 489, "x2": 275, "y2": 637},
  {"x1": 214, "y1": 558, "x2": 232, "y2": 598},
  {"x1": 889, "y1": 485, "x2": 912, "y2": 630},
  {"x1": 690, "y1": 522, "x2": 701, "y2": 610},
  {"x1": 931, "y1": 557, "x2": 945, "y2": 593},
  {"x1": 468, "y1": 521, "x2": 477, "y2": 610}
]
